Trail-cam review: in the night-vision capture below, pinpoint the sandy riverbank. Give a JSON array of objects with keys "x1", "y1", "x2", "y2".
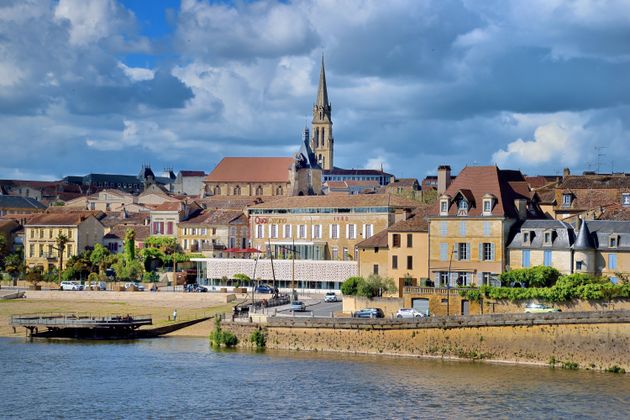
[{"x1": 0, "y1": 290, "x2": 245, "y2": 338}]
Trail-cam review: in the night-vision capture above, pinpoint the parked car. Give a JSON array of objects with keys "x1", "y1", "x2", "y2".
[
  {"x1": 255, "y1": 285, "x2": 274, "y2": 294},
  {"x1": 324, "y1": 292, "x2": 338, "y2": 302},
  {"x1": 396, "y1": 308, "x2": 425, "y2": 319},
  {"x1": 289, "y1": 301, "x2": 306, "y2": 312},
  {"x1": 124, "y1": 282, "x2": 145, "y2": 291},
  {"x1": 352, "y1": 308, "x2": 385, "y2": 319},
  {"x1": 524, "y1": 303, "x2": 561, "y2": 313},
  {"x1": 186, "y1": 284, "x2": 207, "y2": 292},
  {"x1": 60, "y1": 281, "x2": 82, "y2": 291},
  {"x1": 85, "y1": 281, "x2": 107, "y2": 291}
]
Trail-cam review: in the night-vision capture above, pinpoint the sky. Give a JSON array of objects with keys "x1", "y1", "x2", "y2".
[{"x1": 1, "y1": 0, "x2": 630, "y2": 181}]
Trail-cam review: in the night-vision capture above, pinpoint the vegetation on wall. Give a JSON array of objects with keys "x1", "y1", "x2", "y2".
[
  {"x1": 209, "y1": 317, "x2": 238, "y2": 348},
  {"x1": 459, "y1": 268, "x2": 630, "y2": 302}
]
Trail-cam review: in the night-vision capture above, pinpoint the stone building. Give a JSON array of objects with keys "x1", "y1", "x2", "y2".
[
  {"x1": 178, "y1": 209, "x2": 248, "y2": 258},
  {"x1": 311, "y1": 56, "x2": 334, "y2": 171},
  {"x1": 172, "y1": 170, "x2": 206, "y2": 196},
  {"x1": 357, "y1": 229, "x2": 389, "y2": 278},
  {"x1": 24, "y1": 213, "x2": 104, "y2": 271}
]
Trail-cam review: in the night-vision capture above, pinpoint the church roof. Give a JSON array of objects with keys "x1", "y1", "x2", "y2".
[
  {"x1": 205, "y1": 157, "x2": 293, "y2": 183},
  {"x1": 315, "y1": 55, "x2": 329, "y2": 108}
]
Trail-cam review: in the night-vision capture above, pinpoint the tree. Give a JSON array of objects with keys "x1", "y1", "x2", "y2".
[
  {"x1": 124, "y1": 229, "x2": 135, "y2": 263},
  {"x1": 356, "y1": 274, "x2": 397, "y2": 298},
  {"x1": 89, "y1": 244, "x2": 110, "y2": 274},
  {"x1": 144, "y1": 236, "x2": 179, "y2": 272},
  {"x1": 341, "y1": 276, "x2": 365, "y2": 296},
  {"x1": 0, "y1": 234, "x2": 7, "y2": 268},
  {"x1": 4, "y1": 252, "x2": 24, "y2": 281},
  {"x1": 54, "y1": 233, "x2": 69, "y2": 284}
]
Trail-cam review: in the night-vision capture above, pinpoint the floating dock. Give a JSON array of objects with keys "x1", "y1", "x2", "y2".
[{"x1": 11, "y1": 313, "x2": 214, "y2": 339}]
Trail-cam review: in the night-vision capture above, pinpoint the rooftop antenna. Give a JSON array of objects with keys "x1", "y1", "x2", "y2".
[{"x1": 595, "y1": 146, "x2": 607, "y2": 174}]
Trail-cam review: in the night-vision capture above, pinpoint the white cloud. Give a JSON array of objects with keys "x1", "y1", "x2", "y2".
[
  {"x1": 492, "y1": 122, "x2": 583, "y2": 167},
  {"x1": 117, "y1": 62, "x2": 154, "y2": 81},
  {"x1": 54, "y1": 0, "x2": 124, "y2": 46},
  {"x1": 365, "y1": 155, "x2": 391, "y2": 172}
]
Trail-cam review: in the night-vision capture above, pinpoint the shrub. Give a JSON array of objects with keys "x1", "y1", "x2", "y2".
[
  {"x1": 87, "y1": 272, "x2": 99, "y2": 283},
  {"x1": 143, "y1": 271, "x2": 159, "y2": 282},
  {"x1": 341, "y1": 276, "x2": 365, "y2": 295},
  {"x1": 209, "y1": 317, "x2": 238, "y2": 348},
  {"x1": 251, "y1": 328, "x2": 266, "y2": 349},
  {"x1": 221, "y1": 331, "x2": 238, "y2": 347},
  {"x1": 499, "y1": 266, "x2": 560, "y2": 288}
]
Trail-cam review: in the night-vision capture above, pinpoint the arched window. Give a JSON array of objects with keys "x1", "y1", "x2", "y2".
[
  {"x1": 255, "y1": 186, "x2": 263, "y2": 196},
  {"x1": 233, "y1": 185, "x2": 241, "y2": 196},
  {"x1": 320, "y1": 127, "x2": 325, "y2": 145},
  {"x1": 214, "y1": 185, "x2": 221, "y2": 195},
  {"x1": 314, "y1": 128, "x2": 319, "y2": 147},
  {"x1": 276, "y1": 186, "x2": 283, "y2": 196}
]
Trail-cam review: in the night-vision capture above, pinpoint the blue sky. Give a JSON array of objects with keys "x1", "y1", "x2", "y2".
[{"x1": 1, "y1": 0, "x2": 630, "y2": 181}]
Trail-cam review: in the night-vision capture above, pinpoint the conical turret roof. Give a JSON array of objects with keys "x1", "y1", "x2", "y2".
[{"x1": 574, "y1": 219, "x2": 595, "y2": 250}]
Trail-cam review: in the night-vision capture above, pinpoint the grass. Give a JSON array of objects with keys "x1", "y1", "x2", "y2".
[{"x1": 0, "y1": 297, "x2": 233, "y2": 337}]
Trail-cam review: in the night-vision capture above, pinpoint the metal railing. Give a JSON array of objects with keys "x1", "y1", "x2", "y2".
[{"x1": 10, "y1": 313, "x2": 153, "y2": 327}]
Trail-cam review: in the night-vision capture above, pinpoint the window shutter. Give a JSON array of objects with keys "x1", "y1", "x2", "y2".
[
  {"x1": 478, "y1": 243, "x2": 483, "y2": 261},
  {"x1": 491, "y1": 243, "x2": 496, "y2": 261},
  {"x1": 477, "y1": 272, "x2": 483, "y2": 286},
  {"x1": 435, "y1": 272, "x2": 440, "y2": 285}
]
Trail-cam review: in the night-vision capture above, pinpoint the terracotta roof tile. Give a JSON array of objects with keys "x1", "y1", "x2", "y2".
[
  {"x1": 205, "y1": 157, "x2": 293, "y2": 183},
  {"x1": 388, "y1": 205, "x2": 432, "y2": 232},
  {"x1": 25, "y1": 212, "x2": 101, "y2": 226},
  {"x1": 247, "y1": 194, "x2": 419, "y2": 210},
  {"x1": 356, "y1": 228, "x2": 388, "y2": 248},
  {"x1": 180, "y1": 209, "x2": 246, "y2": 226},
  {"x1": 560, "y1": 174, "x2": 630, "y2": 190}
]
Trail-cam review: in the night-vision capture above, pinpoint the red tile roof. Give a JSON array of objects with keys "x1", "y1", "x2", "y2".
[
  {"x1": 180, "y1": 209, "x2": 246, "y2": 226},
  {"x1": 25, "y1": 212, "x2": 101, "y2": 226},
  {"x1": 356, "y1": 228, "x2": 388, "y2": 248},
  {"x1": 248, "y1": 194, "x2": 419, "y2": 210},
  {"x1": 205, "y1": 157, "x2": 293, "y2": 183}
]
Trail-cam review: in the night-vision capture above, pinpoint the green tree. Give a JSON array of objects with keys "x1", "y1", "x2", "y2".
[
  {"x1": 54, "y1": 233, "x2": 69, "y2": 284},
  {"x1": 89, "y1": 244, "x2": 110, "y2": 274},
  {"x1": 124, "y1": 229, "x2": 135, "y2": 263},
  {"x1": 341, "y1": 276, "x2": 365, "y2": 295},
  {"x1": 4, "y1": 252, "x2": 24, "y2": 281}
]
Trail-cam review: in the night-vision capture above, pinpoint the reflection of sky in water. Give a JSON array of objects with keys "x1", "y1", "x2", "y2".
[{"x1": 1, "y1": 337, "x2": 628, "y2": 419}]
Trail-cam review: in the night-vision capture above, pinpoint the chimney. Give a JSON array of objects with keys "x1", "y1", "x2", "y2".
[
  {"x1": 437, "y1": 165, "x2": 452, "y2": 195},
  {"x1": 563, "y1": 167, "x2": 570, "y2": 179}
]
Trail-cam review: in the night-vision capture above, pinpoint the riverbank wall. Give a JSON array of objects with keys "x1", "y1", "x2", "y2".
[{"x1": 223, "y1": 311, "x2": 630, "y2": 372}]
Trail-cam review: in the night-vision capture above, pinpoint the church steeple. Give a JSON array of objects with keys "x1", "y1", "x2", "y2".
[{"x1": 311, "y1": 54, "x2": 334, "y2": 170}]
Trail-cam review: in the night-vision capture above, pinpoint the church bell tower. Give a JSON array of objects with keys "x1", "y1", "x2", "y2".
[{"x1": 311, "y1": 55, "x2": 334, "y2": 171}]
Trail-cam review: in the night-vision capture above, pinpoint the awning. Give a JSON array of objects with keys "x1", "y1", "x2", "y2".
[{"x1": 224, "y1": 247, "x2": 262, "y2": 253}]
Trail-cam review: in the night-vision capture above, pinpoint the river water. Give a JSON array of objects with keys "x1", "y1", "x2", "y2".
[{"x1": 0, "y1": 337, "x2": 627, "y2": 419}]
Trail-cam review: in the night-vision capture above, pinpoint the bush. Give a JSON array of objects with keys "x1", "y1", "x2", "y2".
[
  {"x1": 87, "y1": 272, "x2": 99, "y2": 283},
  {"x1": 209, "y1": 317, "x2": 238, "y2": 348},
  {"x1": 341, "y1": 276, "x2": 365, "y2": 295},
  {"x1": 251, "y1": 329, "x2": 266, "y2": 349},
  {"x1": 221, "y1": 331, "x2": 238, "y2": 347},
  {"x1": 143, "y1": 271, "x2": 159, "y2": 282},
  {"x1": 499, "y1": 266, "x2": 560, "y2": 288}
]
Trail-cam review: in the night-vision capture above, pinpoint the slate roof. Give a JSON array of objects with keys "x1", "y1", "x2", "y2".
[
  {"x1": 0, "y1": 196, "x2": 46, "y2": 210},
  {"x1": 323, "y1": 168, "x2": 393, "y2": 177},
  {"x1": 180, "y1": 209, "x2": 246, "y2": 226},
  {"x1": 205, "y1": 157, "x2": 293, "y2": 183},
  {"x1": 180, "y1": 171, "x2": 206, "y2": 177},
  {"x1": 583, "y1": 220, "x2": 630, "y2": 251},
  {"x1": 356, "y1": 228, "x2": 388, "y2": 248},
  {"x1": 559, "y1": 174, "x2": 630, "y2": 190},
  {"x1": 507, "y1": 219, "x2": 575, "y2": 249}
]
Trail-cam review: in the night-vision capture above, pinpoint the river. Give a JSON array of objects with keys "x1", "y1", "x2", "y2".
[{"x1": 0, "y1": 337, "x2": 627, "y2": 419}]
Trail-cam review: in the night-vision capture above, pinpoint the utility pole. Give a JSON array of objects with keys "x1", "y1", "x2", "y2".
[{"x1": 595, "y1": 146, "x2": 607, "y2": 174}]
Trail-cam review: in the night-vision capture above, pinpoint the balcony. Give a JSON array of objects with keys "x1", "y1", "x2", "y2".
[{"x1": 190, "y1": 243, "x2": 226, "y2": 252}]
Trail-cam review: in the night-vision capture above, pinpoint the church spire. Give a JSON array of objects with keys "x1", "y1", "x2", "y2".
[{"x1": 315, "y1": 54, "x2": 329, "y2": 109}]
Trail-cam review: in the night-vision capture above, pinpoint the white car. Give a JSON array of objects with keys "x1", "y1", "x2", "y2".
[
  {"x1": 396, "y1": 308, "x2": 425, "y2": 319},
  {"x1": 60, "y1": 281, "x2": 82, "y2": 291},
  {"x1": 124, "y1": 282, "x2": 145, "y2": 291},
  {"x1": 324, "y1": 292, "x2": 338, "y2": 302}
]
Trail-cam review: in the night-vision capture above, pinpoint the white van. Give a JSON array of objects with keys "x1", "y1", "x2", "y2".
[{"x1": 60, "y1": 281, "x2": 82, "y2": 291}]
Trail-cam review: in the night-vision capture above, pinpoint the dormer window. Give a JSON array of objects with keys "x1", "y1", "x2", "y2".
[
  {"x1": 440, "y1": 199, "x2": 449, "y2": 215},
  {"x1": 457, "y1": 200, "x2": 468, "y2": 216},
  {"x1": 543, "y1": 230, "x2": 554, "y2": 245},
  {"x1": 483, "y1": 199, "x2": 492, "y2": 215},
  {"x1": 562, "y1": 193, "x2": 572, "y2": 207},
  {"x1": 623, "y1": 193, "x2": 630, "y2": 207},
  {"x1": 523, "y1": 231, "x2": 530, "y2": 244},
  {"x1": 609, "y1": 235, "x2": 619, "y2": 248}
]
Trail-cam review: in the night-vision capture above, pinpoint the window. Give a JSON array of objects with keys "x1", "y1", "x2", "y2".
[
  {"x1": 407, "y1": 234, "x2": 413, "y2": 248},
  {"x1": 392, "y1": 255, "x2": 398, "y2": 269},
  {"x1": 457, "y1": 272, "x2": 471, "y2": 287},
  {"x1": 364, "y1": 224, "x2": 373, "y2": 238},
  {"x1": 481, "y1": 243, "x2": 495, "y2": 261},
  {"x1": 407, "y1": 256, "x2": 413, "y2": 270},
  {"x1": 269, "y1": 224, "x2": 278, "y2": 239},
  {"x1": 440, "y1": 199, "x2": 448, "y2": 215},
  {"x1": 167, "y1": 222, "x2": 173, "y2": 235},
  {"x1": 39, "y1": 229, "x2": 43, "y2": 239},
  {"x1": 256, "y1": 224, "x2": 264, "y2": 239},
  {"x1": 483, "y1": 222, "x2": 491, "y2": 237},
  {"x1": 283, "y1": 224, "x2": 292, "y2": 239},
  {"x1": 29, "y1": 244, "x2": 34, "y2": 258},
  {"x1": 544, "y1": 231, "x2": 552, "y2": 245},
  {"x1": 255, "y1": 186, "x2": 263, "y2": 196},
  {"x1": 355, "y1": 247, "x2": 359, "y2": 260},
  {"x1": 312, "y1": 224, "x2": 322, "y2": 239},
  {"x1": 440, "y1": 243, "x2": 448, "y2": 261},
  {"x1": 332, "y1": 247, "x2": 338, "y2": 259},
  {"x1": 343, "y1": 247, "x2": 348, "y2": 260},
  {"x1": 609, "y1": 254, "x2": 617, "y2": 270},
  {"x1": 30, "y1": 229, "x2": 34, "y2": 239},
  {"x1": 483, "y1": 199, "x2": 492, "y2": 214},
  {"x1": 373, "y1": 264, "x2": 379, "y2": 275},
  {"x1": 440, "y1": 222, "x2": 448, "y2": 236},
  {"x1": 298, "y1": 224, "x2": 307, "y2": 239},
  {"x1": 562, "y1": 194, "x2": 572, "y2": 207},
  {"x1": 576, "y1": 260, "x2": 583, "y2": 271},
  {"x1": 276, "y1": 186, "x2": 283, "y2": 195},
  {"x1": 438, "y1": 272, "x2": 449, "y2": 287},
  {"x1": 543, "y1": 250, "x2": 552, "y2": 266},
  {"x1": 522, "y1": 250, "x2": 531, "y2": 268},
  {"x1": 523, "y1": 231, "x2": 530, "y2": 243},
  {"x1": 481, "y1": 272, "x2": 492, "y2": 286},
  {"x1": 458, "y1": 200, "x2": 468, "y2": 210},
  {"x1": 457, "y1": 243, "x2": 469, "y2": 261},
  {"x1": 48, "y1": 229, "x2": 52, "y2": 239},
  {"x1": 459, "y1": 221, "x2": 466, "y2": 236},
  {"x1": 609, "y1": 235, "x2": 618, "y2": 248},
  {"x1": 214, "y1": 185, "x2": 221, "y2": 195},
  {"x1": 330, "y1": 224, "x2": 339, "y2": 239},
  {"x1": 233, "y1": 185, "x2": 241, "y2": 195},
  {"x1": 392, "y1": 234, "x2": 401, "y2": 248},
  {"x1": 623, "y1": 193, "x2": 630, "y2": 207},
  {"x1": 347, "y1": 224, "x2": 356, "y2": 239},
  {"x1": 66, "y1": 244, "x2": 72, "y2": 257}
]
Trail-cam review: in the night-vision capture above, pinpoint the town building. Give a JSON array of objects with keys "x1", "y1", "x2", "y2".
[
  {"x1": 386, "y1": 208, "x2": 430, "y2": 291},
  {"x1": 311, "y1": 56, "x2": 334, "y2": 171},
  {"x1": 178, "y1": 209, "x2": 248, "y2": 257},
  {"x1": 172, "y1": 170, "x2": 206, "y2": 196},
  {"x1": 24, "y1": 213, "x2": 104, "y2": 271},
  {"x1": 149, "y1": 201, "x2": 201, "y2": 238},
  {"x1": 65, "y1": 189, "x2": 135, "y2": 212},
  {"x1": 0, "y1": 219, "x2": 21, "y2": 253},
  {"x1": 427, "y1": 165, "x2": 542, "y2": 287},
  {"x1": 323, "y1": 180, "x2": 381, "y2": 195},
  {"x1": 247, "y1": 194, "x2": 418, "y2": 261},
  {"x1": 357, "y1": 229, "x2": 389, "y2": 278},
  {"x1": 322, "y1": 168, "x2": 393, "y2": 186},
  {"x1": 573, "y1": 220, "x2": 630, "y2": 282},
  {"x1": 103, "y1": 224, "x2": 150, "y2": 253},
  {"x1": 0, "y1": 196, "x2": 46, "y2": 216},
  {"x1": 507, "y1": 219, "x2": 575, "y2": 274}
]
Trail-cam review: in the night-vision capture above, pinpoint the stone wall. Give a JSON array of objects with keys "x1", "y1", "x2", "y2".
[
  {"x1": 223, "y1": 311, "x2": 630, "y2": 371},
  {"x1": 342, "y1": 296, "x2": 403, "y2": 317}
]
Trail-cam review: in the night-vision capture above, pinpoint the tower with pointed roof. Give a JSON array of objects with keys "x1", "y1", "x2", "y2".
[
  {"x1": 573, "y1": 218, "x2": 596, "y2": 274},
  {"x1": 311, "y1": 55, "x2": 334, "y2": 171}
]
